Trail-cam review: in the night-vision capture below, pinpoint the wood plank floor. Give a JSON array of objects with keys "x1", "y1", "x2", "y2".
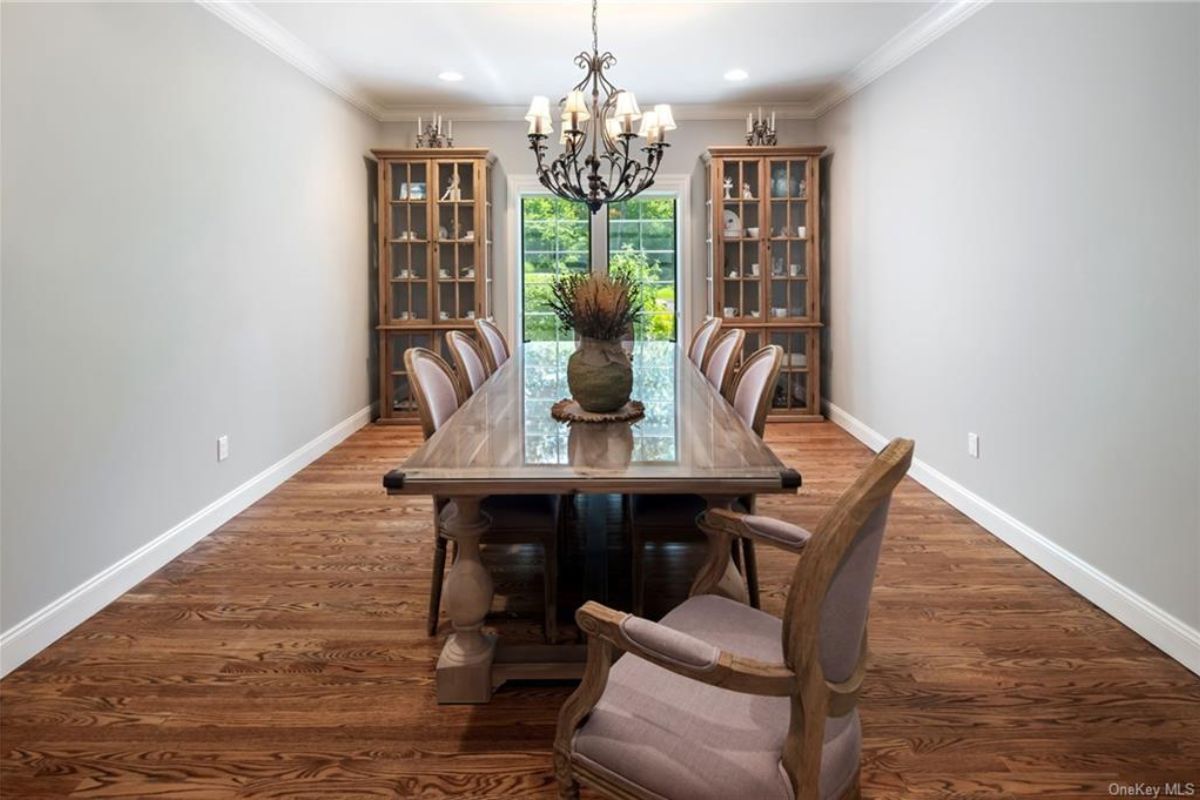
[{"x1": 2, "y1": 422, "x2": 1197, "y2": 798}]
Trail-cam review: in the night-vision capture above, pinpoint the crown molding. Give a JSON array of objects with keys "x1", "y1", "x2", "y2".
[
  {"x1": 195, "y1": 0, "x2": 384, "y2": 120},
  {"x1": 197, "y1": 0, "x2": 988, "y2": 126},
  {"x1": 376, "y1": 102, "x2": 818, "y2": 124},
  {"x1": 812, "y1": 0, "x2": 991, "y2": 117}
]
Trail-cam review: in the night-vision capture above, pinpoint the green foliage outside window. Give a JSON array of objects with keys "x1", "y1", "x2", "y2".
[{"x1": 522, "y1": 195, "x2": 676, "y2": 343}]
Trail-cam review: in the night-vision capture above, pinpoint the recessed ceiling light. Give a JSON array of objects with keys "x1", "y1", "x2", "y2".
[
  {"x1": 724, "y1": 68, "x2": 749, "y2": 82},
  {"x1": 438, "y1": 71, "x2": 464, "y2": 82}
]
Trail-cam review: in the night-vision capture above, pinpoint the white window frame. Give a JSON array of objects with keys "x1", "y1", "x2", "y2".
[{"x1": 508, "y1": 173, "x2": 691, "y2": 345}]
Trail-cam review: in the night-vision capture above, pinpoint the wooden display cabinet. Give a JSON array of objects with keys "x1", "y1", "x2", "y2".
[
  {"x1": 372, "y1": 148, "x2": 495, "y2": 422},
  {"x1": 704, "y1": 146, "x2": 825, "y2": 421}
]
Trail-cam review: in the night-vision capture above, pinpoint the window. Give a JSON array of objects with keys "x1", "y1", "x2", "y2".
[
  {"x1": 520, "y1": 193, "x2": 679, "y2": 342},
  {"x1": 521, "y1": 196, "x2": 590, "y2": 343},
  {"x1": 608, "y1": 197, "x2": 677, "y2": 341}
]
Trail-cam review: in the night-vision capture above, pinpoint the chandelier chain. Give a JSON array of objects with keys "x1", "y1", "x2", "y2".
[{"x1": 591, "y1": 0, "x2": 598, "y2": 57}]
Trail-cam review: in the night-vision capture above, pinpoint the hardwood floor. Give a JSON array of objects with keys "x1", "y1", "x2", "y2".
[{"x1": 2, "y1": 422, "x2": 1197, "y2": 798}]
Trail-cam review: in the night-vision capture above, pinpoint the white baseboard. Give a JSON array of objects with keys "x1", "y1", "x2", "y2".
[
  {"x1": 824, "y1": 400, "x2": 1200, "y2": 678},
  {"x1": 0, "y1": 404, "x2": 373, "y2": 677}
]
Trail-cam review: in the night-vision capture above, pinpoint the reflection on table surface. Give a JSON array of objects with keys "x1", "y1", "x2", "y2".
[{"x1": 521, "y1": 340, "x2": 678, "y2": 467}]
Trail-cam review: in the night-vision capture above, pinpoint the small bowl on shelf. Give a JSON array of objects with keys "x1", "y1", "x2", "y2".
[{"x1": 746, "y1": 227, "x2": 760, "y2": 238}]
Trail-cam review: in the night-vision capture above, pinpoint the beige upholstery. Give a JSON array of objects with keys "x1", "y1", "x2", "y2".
[
  {"x1": 702, "y1": 329, "x2": 745, "y2": 396},
  {"x1": 573, "y1": 594, "x2": 861, "y2": 800},
  {"x1": 475, "y1": 318, "x2": 510, "y2": 371},
  {"x1": 740, "y1": 514, "x2": 813, "y2": 550},
  {"x1": 820, "y1": 500, "x2": 889, "y2": 682},
  {"x1": 688, "y1": 317, "x2": 722, "y2": 367},
  {"x1": 729, "y1": 345, "x2": 782, "y2": 436},
  {"x1": 445, "y1": 330, "x2": 490, "y2": 396}
]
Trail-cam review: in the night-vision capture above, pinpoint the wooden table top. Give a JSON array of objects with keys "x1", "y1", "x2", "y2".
[{"x1": 384, "y1": 340, "x2": 800, "y2": 496}]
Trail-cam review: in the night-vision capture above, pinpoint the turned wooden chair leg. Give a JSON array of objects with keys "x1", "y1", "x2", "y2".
[
  {"x1": 743, "y1": 538, "x2": 761, "y2": 608},
  {"x1": 427, "y1": 534, "x2": 448, "y2": 636}
]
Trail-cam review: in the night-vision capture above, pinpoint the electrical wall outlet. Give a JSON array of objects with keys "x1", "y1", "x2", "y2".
[
  {"x1": 217, "y1": 435, "x2": 230, "y2": 462},
  {"x1": 967, "y1": 432, "x2": 980, "y2": 459}
]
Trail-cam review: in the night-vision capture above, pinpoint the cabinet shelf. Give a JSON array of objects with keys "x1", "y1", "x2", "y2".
[
  {"x1": 705, "y1": 145, "x2": 826, "y2": 421},
  {"x1": 373, "y1": 147, "x2": 496, "y2": 423}
]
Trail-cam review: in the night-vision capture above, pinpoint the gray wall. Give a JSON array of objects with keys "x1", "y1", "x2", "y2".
[
  {"x1": 377, "y1": 118, "x2": 819, "y2": 338},
  {"x1": 1, "y1": 2, "x2": 378, "y2": 630},
  {"x1": 818, "y1": 2, "x2": 1200, "y2": 626}
]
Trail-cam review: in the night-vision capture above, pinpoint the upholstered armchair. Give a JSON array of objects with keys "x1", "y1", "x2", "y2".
[{"x1": 555, "y1": 438, "x2": 914, "y2": 800}]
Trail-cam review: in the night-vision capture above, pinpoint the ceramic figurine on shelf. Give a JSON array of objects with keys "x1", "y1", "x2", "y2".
[
  {"x1": 441, "y1": 172, "x2": 462, "y2": 202},
  {"x1": 723, "y1": 178, "x2": 734, "y2": 200},
  {"x1": 742, "y1": 181, "x2": 754, "y2": 200}
]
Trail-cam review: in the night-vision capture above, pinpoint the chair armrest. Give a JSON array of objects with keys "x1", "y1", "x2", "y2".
[
  {"x1": 575, "y1": 601, "x2": 794, "y2": 696},
  {"x1": 700, "y1": 507, "x2": 813, "y2": 553}
]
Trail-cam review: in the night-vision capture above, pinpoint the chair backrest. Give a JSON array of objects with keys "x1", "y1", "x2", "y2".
[
  {"x1": 701, "y1": 328, "x2": 745, "y2": 396},
  {"x1": 726, "y1": 344, "x2": 782, "y2": 438},
  {"x1": 687, "y1": 317, "x2": 722, "y2": 368},
  {"x1": 474, "y1": 318, "x2": 510, "y2": 372},
  {"x1": 782, "y1": 437, "x2": 912, "y2": 675},
  {"x1": 404, "y1": 347, "x2": 465, "y2": 440},
  {"x1": 777, "y1": 438, "x2": 913, "y2": 796},
  {"x1": 445, "y1": 330, "x2": 490, "y2": 397}
]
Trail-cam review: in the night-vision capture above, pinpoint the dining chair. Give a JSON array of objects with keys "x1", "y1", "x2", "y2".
[
  {"x1": 404, "y1": 347, "x2": 562, "y2": 640},
  {"x1": 687, "y1": 316, "x2": 722, "y2": 368},
  {"x1": 724, "y1": 343, "x2": 785, "y2": 608},
  {"x1": 474, "y1": 317, "x2": 511, "y2": 372},
  {"x1": 555, "y1": 438, "x2": 915, "y2": 800},
  {"x1": 627, "y1": 333, "x2": 765, "y2": 616},
  {"x1": 702, "y1": 328, "x2": 745, "y2": 396},
  {"x1": 444, "y1": 330, "x2": 491, "y2": 397}
]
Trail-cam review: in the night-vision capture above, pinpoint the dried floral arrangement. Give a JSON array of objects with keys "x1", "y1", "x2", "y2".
[{"x1": 547, "y1": 272, "x2": 643, "y2": 341}]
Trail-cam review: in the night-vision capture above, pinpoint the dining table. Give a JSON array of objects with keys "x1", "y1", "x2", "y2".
[{"x1": 383, "y1": 339, "x2": 800, "y2": 704}]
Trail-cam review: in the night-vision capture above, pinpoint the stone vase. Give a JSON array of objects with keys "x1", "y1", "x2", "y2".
[{"x1": 567, "y1": 337, "x2": 633, "y2": 413}]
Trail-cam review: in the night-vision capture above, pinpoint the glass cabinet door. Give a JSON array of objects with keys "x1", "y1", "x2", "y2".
[
  {"x1": 388, "y1": 161, "x2": 431, "y2": 323},
  {"x1": 768, "y1": 329, "x2": 816, "y2": 414},
  {"x1": 434, "y1": 161, "x2": 479, "y2": 323},
  {"x1": 767, "y1": 157, "x2": 812, "y2": 321},
  {"x1": 386, "y1": 330, "x2": 435, "y2": 414},
  {"x1": 717, "y1": 158, "x2": 763, "y2": 321}
]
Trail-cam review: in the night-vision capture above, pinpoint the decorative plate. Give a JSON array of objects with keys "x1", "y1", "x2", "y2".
[{"x1": 723, "y1": 209, "x2": 741, "y2": 231}]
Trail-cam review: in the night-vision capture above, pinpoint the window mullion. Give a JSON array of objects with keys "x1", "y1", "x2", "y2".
[{"x1": 593, "y1": 205, "x2": 609, "y2": 276}]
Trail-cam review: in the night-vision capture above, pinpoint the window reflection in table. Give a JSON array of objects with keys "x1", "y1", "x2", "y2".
[{"x1": 522, "y1": 341, "x2": 679, "y2": 466}]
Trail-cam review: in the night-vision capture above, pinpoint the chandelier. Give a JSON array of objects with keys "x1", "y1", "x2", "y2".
[{"x1": 524, "y1": 0, "x2": 676, "y2": 214}]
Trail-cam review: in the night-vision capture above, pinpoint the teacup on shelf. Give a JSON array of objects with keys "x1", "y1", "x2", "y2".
[
  {"x1": 723, "y1": 306, "x2": 736, "y2": 317},
  {"x1": 771, "y1": 307, "x2": 787, "y2": 318},
  {"x1": 438, "y1": 311, "x2": 450, "y2": 321},
  {"x1": 746, "y1": 227, "x2": 760, "y2": 238}
]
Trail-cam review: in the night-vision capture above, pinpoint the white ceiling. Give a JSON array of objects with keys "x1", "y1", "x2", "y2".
[{"x1": 251, "y1": 1, "x2": 937, "y2": 115}]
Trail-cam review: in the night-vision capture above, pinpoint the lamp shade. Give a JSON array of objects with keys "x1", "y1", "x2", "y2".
[
  {"x1": 562, "y1": 90, "x2": 591, "y2": 122},
  {"x1": 653, "y1": 104, "x2": 677, "y2": 131},
  {"x1": 525, "y1": 95, "x2": 552, "y2": 122},
  {"x1": 637, "y1": 110, "x2": 660, "y2": 138},
  {"x1": 613, "y1": 90, "x2": 641, "y2": 121}
]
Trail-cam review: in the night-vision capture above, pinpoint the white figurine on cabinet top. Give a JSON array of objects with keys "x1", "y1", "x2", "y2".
[
  {"x1": 742, "y1": 181, "x2": 754, "y2": 200},
  {"x1": 441, "y1": 172, "x2": 462, "y2": 202}
]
